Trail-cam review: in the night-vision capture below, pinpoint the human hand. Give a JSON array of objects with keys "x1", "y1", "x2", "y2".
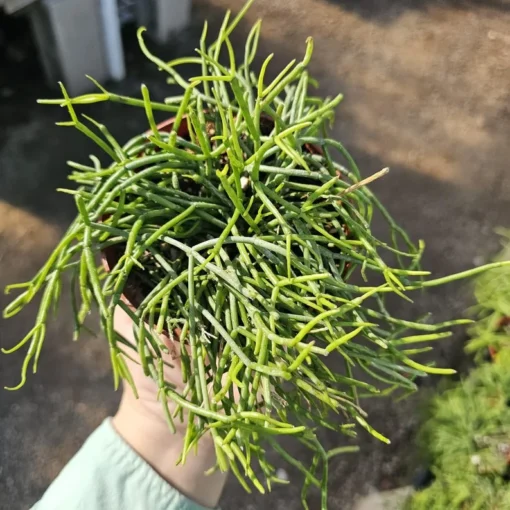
[{"x1": 111, "y1": 305, "x2": 227, "y2": 509}]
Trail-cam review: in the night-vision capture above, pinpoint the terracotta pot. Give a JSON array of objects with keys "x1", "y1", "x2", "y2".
[{"x1": 149, "y1": 117, "x2": 188, "y2": 137}]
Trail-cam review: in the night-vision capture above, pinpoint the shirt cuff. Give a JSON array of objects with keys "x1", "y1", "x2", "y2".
[{"x1": 33, "y1": 418, "x2": 216, "y2": 510}]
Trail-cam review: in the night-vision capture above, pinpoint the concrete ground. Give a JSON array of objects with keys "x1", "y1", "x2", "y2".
[{"x1": 1, "y1": 1, "x2": 510, "y2": 509}]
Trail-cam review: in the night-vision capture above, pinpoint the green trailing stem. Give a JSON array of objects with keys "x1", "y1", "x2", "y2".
[{"x1": 3, "y1": 2, "x2": 510, "y2": 508}]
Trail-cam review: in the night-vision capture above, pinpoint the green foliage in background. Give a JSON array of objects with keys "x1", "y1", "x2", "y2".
[
  {"x1": 408, "y1": 234, "x2": 510, "y2": 510},
  {"x1": 408, "y1": 359, "x2": 510, "y2": 510},
  {"x1": 467, "y1": 230, "x2": 510, "y2": 360}
]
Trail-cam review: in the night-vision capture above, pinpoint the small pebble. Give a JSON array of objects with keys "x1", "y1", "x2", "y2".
[
  {"x1": 276, "y1": 467, "x2": 289, "y2": 481},
  {"x1": 240, "y1": 176, "x2": 250, "y2": 190},
  {"x1": 472, "y1": 256, "x2": 486, "y2": 267}
]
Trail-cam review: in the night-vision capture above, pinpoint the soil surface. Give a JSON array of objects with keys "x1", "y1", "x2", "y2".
[{"x1": 1, "y1": 1, "x2": 510, "y2": 509}]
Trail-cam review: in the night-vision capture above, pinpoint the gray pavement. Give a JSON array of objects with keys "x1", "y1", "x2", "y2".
[{"x1": 1, "y1": 1, "x2": 510, "y2": 509}]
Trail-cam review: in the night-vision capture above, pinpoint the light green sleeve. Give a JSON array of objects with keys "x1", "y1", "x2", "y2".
[{"x1": 32, "y1": 418, "x2": 213, "y2": 510}]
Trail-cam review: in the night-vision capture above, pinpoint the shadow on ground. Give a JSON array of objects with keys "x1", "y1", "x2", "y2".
[
  {"x1": 1, "y1": 0, "x2": 509, "y2": 509},
  {"x1": 324, "y1": 0, "x2": 510, "y2": 24}
]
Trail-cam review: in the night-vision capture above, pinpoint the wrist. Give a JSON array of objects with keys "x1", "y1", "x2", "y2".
[{"x1": 112, "y1": 390, "x2": 227, "y2": 509}]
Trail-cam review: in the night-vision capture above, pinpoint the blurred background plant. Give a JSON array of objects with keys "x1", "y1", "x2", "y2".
[
  {"x1": 466, "y1": 230, "x2": 510, "y2": 361},
  {"x1": 407, "y1": 234, "x2": 510, "y2": 510}
]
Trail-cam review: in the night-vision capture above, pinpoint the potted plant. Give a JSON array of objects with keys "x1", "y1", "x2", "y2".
[{"x1": 3, "y1": 1, "x2": 509, "y2": 508}]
